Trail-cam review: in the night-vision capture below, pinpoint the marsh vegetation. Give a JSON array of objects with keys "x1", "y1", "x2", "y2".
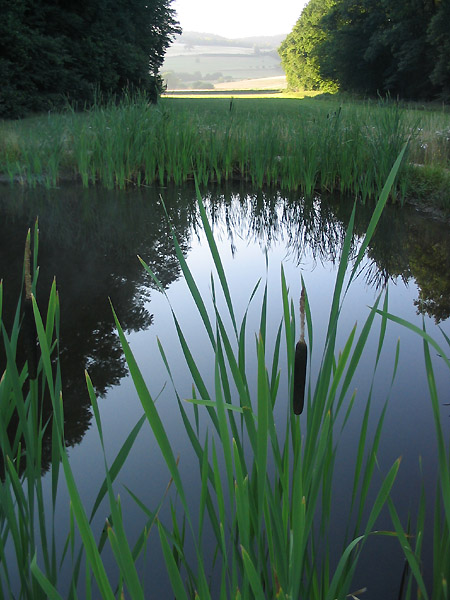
[
  {"x1": 1, "y1": 95, "x2": 449, "y2": 211},
  {"x1": 1, "y1": 160, "x2": 449, "y2": 597}
]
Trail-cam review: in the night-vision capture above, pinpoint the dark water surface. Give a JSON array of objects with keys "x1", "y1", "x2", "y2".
[{"x1": 0, "y1": 183, "x2": 449, "y2": 598}]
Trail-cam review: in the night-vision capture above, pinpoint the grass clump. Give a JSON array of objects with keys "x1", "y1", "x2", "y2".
[{"x1": 0, "y1": 93, "x2": 449, "y2": 208}]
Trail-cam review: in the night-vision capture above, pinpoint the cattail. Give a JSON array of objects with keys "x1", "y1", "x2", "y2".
[
  {"x1": 293, "y1": 286, "x2": 307, "y2": 415},
  {"x1": 23, "y1": 233, "x2": 38, "y2": 380}
]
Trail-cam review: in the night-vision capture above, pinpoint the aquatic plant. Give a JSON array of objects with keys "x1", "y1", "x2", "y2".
[
  {"x1": 1, "y1": 94, "x2": 448, "y2": 206},
  {"x1": 1, "y1": 147, "x2": 449, "y2": 598}
]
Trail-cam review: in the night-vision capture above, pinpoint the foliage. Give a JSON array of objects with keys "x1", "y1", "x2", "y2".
[
  {"x1": 0, "y1": 0, "x2": 180, "y2": 118},
  {"x1": 427, "y1": 0, "x2": 450, "y2": 101},
  {"x1": 279, "y1": 0, "x2": 338, "y2": 92},
  {"x1": 280, "y1": 0, "x2": 450, "y2": 100}
]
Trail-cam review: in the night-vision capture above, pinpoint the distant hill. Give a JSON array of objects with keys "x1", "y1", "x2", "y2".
[
  {"x1": 173, "y1": 31, "x2": 286, "y2": 50},
  {"x1": 162, "y1": 31, "x2": 286, "y2": 90}
]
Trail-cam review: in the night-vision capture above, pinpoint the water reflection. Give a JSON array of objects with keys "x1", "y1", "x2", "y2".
[
  {"x1": 203, "y1": 187, "x2": 450, "y2": 322},
  {"x1": 0, "y1": 182, "x2": 448, "y2": 468},
  {"x1": 0, "y1": 184, "x2": 193, "y2": 470}
]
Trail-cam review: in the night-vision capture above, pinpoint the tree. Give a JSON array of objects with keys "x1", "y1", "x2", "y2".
[
  {"x1": 0, "y1": 0, "x2": 181, "y2": 118},
  {"x1": 315, "y1": 0, "x2": 396, "y2": 95},
  {"x1": 279, "y1": 0, "x2": 338, "y2": 92},
  {"x1": 280, "y1": 0, "x2": 449, "y2": 100},
  {"x1": 427, "y1": 0, "x2": 450, "y2": 100}
]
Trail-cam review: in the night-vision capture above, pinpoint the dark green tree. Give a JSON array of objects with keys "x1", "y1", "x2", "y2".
[
  {"x1": 427, "y1": 0, "x2": 450, "y2": 100},
  {"x1": 315, "y1": 0, "x2": 391, "y2": 94},
  {"x1": 0, "y1": 0, "x2": 180, "y2": 118},
  {"x1": 279, "y1": 0, "x2": 338, "y2": 92},
  {"x1": 280, "y1": 0, "x2": 449, "y2": 100},
  {"x1": 376, "y1": 0, "x2": 438, "y2": 98}
]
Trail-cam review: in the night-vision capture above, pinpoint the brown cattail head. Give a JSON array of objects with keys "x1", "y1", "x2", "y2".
[
  {"x1": 293, "y1": 339, "x2": 307, "y2": 415},
  {"x1": 293, "y1": 285, "x2": 307, "y2": 415}
]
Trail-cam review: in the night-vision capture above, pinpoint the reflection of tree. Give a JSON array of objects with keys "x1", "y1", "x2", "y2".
[
  {"x1": 198, "y1": 185, "x2": 450, "y2": 324},
  {"x1": 201, "y1": 187, "x2": 357, "y2": 266},
  {"x1": 0, "y1": 184, "x2": 193, "y2": 464},
  {"x1": 409, "y1": 232, "x2": 450, "y2": 323}
]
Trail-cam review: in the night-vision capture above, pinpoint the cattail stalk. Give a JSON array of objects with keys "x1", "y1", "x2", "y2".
[{"x1": 23, "y1": 232, "x2": 38, "y2": 380}]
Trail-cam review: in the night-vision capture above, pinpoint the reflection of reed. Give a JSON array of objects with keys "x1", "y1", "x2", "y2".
[{"x1": 293, "y1": 286, "x2": 307, "y2": 415}]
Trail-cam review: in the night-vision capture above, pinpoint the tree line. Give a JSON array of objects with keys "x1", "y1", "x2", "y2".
[
  {"x1": 0, "y1": 0, "x2": 180, "y2": 118},
  {"x1": 279, "y1": 0, "x2": 450, "y2": 100}
]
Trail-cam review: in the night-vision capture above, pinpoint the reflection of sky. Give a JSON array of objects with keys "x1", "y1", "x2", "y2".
[
  {"x1": 78, "y1": 219, "x2": 448, "y2": 598},
  {"x1": 3, "y1": 188, "x2": 448, "y2": 598}
]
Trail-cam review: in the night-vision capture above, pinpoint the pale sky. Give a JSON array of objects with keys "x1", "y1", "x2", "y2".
[{"x1": 171, "y1": 0, "x2": 307, "y2": 39}]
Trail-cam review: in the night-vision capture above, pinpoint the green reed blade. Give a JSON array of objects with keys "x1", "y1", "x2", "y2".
[
  {"x1": 375, "y1": 289, "x2": 389, "y2": 369},
  {"x1": 388, "y1": 498, "x2": 429, "y2": 600},
  {"x1": 106, "y1": 504, "x2": 145, "y2": 600},
  {"x1": 198, "y1": 433, "x2": 210, "y2": 546},
  {"x1": 438, "y1": 325, "x2": 450, "y2": 350},
  {"x1": 211, "y1": 440, "x2": 226, "y2": 544},
  {"x1": 30, "y1": 556, "x2": 64, "y2": 600},
  {"x1": 31, "y1": 295, "x2": 55, "y2": 404},
  {"x1": 238, "y1": 278, "x2": 261, "y2": 378},
  {"x1": 349, "y1": 143, "x2": 408, "y2": 289},
  {"x1": 326, "y1": 324, "x2": 356, "y2": 412},
  {"x1": 45, "y1": 279, "x2": 58, "y2": 348},
  {"x1": 355, "y1": 397, "x2": 390, "y2": 534},
  {"x1": 326, "y1": 535, "x2": 365, "y2": 600},
  {"x1": 214, "y1": 307, "x2": 256, "y2": 447},
  {"x1": 171, "y1": 312, "x2": 219, "y2": 432},
  {"x1": 89, "y1": 373, "x2": 146, "y2": 600},
  {"x1": 110, "y1": 302, "x2": 190, "y2": 518},
  {"x1": 171, "y1": 226, "x2": 217, "y2": 350},
  {"x1": 336, "y1": 293, "x2": 382, "y2": 413},
  {"x1": 158, "y1": 520, "x2": 189, "y2": 600},
  {"x1": 213, "y1": 348, "x2": 235, "y2": 501},
  {"x1": 281, "y1": 265, "x2": 294, "y2": 381},
  {"x1": 324, "y1": 202, "x2": 356, "y2": 347},
  {"x1": 270, "y1": 322, "x2": 282, "y2": 400},
  {"x1": 195, "y1": 178, "x2": 238, "y2": 338},
  {"x1": 58, "y1": 440, "x2": 115, "y2": 599},
  {"x1": 88, "y1": 406, "x2": 146, "y2": 518},
  {"x1": 259, "y1": 281, "x2": 268, "y2": 348},
  {"x1": 233, "y1": 440, "x2": 250, "y2": 553},
  {"x1": 256, "y1": 334, "x2": 269, "y2": 541},
  {"x1": 364, "y1": 458, "x2": 401, "y2": 536},
  {"x1": 422, "y1": 334, "x2": 450, "y2": 533},
  {"x1": 375, "y1": 311, "x2": 450, "y2": 372},
  {"x1": 185, "y1": 398, "x2": 244, "y2": 412},
  {"x1": 241, "y1": 546, "x2": 266, "y2": 600}
]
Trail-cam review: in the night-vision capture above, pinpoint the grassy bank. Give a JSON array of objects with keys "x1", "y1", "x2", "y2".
[
  {"x1": 0, "y1": 93, "x2": 449, "y2": 210},
  {"x1": 1, "y1": 157, "x2": 450, "y2": 598}
]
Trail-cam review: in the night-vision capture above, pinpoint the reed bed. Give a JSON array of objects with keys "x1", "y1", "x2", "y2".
[
  {"x1": 0, "y1": 94, "x2": 449, "y2": 207},
  {"x1": 1, "y1": 150, "x2": 449, "y2": 598}
]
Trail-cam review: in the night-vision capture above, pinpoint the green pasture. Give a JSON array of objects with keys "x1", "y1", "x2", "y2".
[
  {"x1": 162, "y1": 52, "x2": 283, "y2": 81},
  {"x1": 0, "y1": 93, "x2": 449, "y2": 210}
]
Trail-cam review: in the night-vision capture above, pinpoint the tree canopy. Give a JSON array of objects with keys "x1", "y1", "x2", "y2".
[
  {"x1": 0, "y1": 0, "x2": 180, "y2": 118},
  {"x1": 280, "y1": 0, "x2": 450, "y2": 100}
]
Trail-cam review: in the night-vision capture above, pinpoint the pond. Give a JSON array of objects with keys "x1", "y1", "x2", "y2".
[{"x1": 0, "y1": 182, "x2": 449, "y2": 599}]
